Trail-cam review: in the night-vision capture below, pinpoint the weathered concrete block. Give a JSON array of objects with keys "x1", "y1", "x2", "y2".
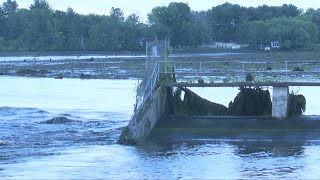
[
  {"x1": 118, "y1": 87, "x2": 168, "y2": 144},
  {"x1": 272, "y1": 86, "x2": 289, "y2": 119}
]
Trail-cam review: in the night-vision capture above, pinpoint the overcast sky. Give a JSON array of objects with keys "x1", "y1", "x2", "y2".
[{"x1": 2, "y1": 0, "x2": 320, "y2": 21}]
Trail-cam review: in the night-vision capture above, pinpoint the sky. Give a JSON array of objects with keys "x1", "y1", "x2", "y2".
[{"x1": 2, "y1": 0, "x2": 320, "y2": 21}]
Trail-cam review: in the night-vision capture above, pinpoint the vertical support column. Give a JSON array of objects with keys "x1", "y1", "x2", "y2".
[
  {"x1": 242, "y1": 62, "x2": 245, "y2": 80},
  {"x1": 272, "y1": 86, "x2": 289, "y2": 119}
]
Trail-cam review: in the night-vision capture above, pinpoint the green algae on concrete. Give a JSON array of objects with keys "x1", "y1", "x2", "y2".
[
  {"x1": 288, "y1": 94, "x2": 306, "y2": 116},
  {"x1": 168, "y1": 87, "x2": 228, "y2": 116},
  {"x1": 228, "y1": 87, "x2": 272, "y2": 116}
]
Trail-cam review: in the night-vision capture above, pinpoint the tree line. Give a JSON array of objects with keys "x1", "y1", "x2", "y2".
[{"x1": 1, "y1": 0, "x2": 320, "y2": 52}]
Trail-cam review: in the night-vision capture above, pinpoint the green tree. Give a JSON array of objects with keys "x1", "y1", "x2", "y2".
[
  {"x1": 267, "y1": 17, "x2": 318, "y2": 49},
  {"x1": 245, "y1": 21, "x2": 268, "y2": 48},
  {"x1": 29, "y1": 0, "x2": 50, "y2": 10},
  {"x1": 0, "y1": 1, "x2": 316, "y2": 52},
  {"x1": 2, "y1": 0, "x2": 18, "y2": 15},
  {"x1": 61, "y1": 8, "x2": 82, "y2": 50},
  {"x1": 207, "y1": 3, "x2": 301, "y2": 42},
  {"x1": 123, "y1": 14, "x2": 145, "y2": 50},
  {"x1": 207, "y1": 3, "x2": 244, "y2": 42},
  {"x1": 0, "y1": 37, "x2": 6, "y2": 51},
  {"x1": 6, "y1": 9, "x2": 29, "y2": 51},
  {"x1": 0, "y1": 6, "x2": 6, "y2": 38},
  {"x1": 302, "y1": 8, "x2": 320, "y2": 42},
  {"x1": 1, "y1": 0, "x2": 18, "y2": 42},
  {"x1": 110, "y1": 7, "x2": 124, "y2": 22},
  {"x1": 149, "y1": 2, "x2": 208, "y2": 47},
  {"x1": 23, "y1": 0, "x2": 54, "y2": 51}
]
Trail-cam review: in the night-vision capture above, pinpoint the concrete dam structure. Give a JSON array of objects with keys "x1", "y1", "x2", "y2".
[{"x1": 118, "y1": 40, "x2": 320, "y2": 145}]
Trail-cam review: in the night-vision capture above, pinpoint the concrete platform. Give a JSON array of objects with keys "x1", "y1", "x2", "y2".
[
  {"x1": 150, "y1": 115, "x2": 320, "y2": 142},
  {"x1": 155, "y1": 115, "x2": 320, "y2": 130}
]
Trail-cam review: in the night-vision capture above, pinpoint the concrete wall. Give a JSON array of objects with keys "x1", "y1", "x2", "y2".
[
  {"x1": 118, "y1": 87, "x2": 168, "y2": 144},
  {"x1": 272, "y1": 86, "x2": 289, "y2": 119}
]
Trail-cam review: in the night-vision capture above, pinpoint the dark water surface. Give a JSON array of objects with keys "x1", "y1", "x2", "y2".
[{"x1": 1, "y1": 77, "x2": 320, "y2": 179}]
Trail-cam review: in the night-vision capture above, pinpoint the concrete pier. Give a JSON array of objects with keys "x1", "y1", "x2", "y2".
[
  {"x1": 272, "y1": 86, "x2": 289, "y2": 119},
  {"x1": 118, "y1": 87, "x2": 168, "y2": 144},
  {"x1": 118, "y1": 40, "x2": 320, "y2": 144}
]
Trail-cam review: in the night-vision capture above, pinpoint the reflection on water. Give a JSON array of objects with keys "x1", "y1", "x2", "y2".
[
  {"x1": 5, "y1": 140, "x2": 318, "y2": 179},
  {"x1": 1, "y1": 77, "x2": 320, "y2": 179},
  {"x1": 234, "y1": 141, "x2": 304, "y2": 157}
]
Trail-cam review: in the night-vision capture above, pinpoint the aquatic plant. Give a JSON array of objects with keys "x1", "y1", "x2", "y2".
[
  {"x1": 288, "y1": 93, "x2": 306, "y2": 116},
  {"x1": 228, "y1": 87, "x2": 272, "y2": 116},
  {"x1": 246, "y1": 73, "x2": 254, "y2": 82},
  {"x1": 292, "y1": 67, "x2": 304, "y2": 71},
  {"x1": 168, "y1": 87, "x2": 228, "y2": 116}
]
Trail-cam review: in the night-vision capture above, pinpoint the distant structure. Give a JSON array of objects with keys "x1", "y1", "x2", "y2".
[
  {"x1": 200, "y1": 42, "x2": 248, "y2": 50},
  {"x1": 261, "y1": 41, "x2": 280, "y2": 51},
  {"x1": 270, "y1": 41, "x2": 280, "y2": 49}
]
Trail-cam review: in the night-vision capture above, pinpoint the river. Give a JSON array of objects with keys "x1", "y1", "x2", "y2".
[
  {"x1": 0, "y1": 52, "x2": 247, "y2": 62},
  {"x1": 1, "y1": 76, "x2": 320, "y2": 179}
]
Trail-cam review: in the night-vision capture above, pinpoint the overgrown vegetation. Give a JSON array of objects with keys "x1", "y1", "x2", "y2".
[
  {"x1": 1, "y1": 0, "x2": 320, "y2": 51},
  {"x1": 288, "y1": 93, "x2": 306, "y2": 116},
  {"x1": 169, "y1": 87, "x2": 306, "y2": 117},
  {"x1": 228, "y1": 87, "x2": 272, "y2": 116},
  {"x1": 169, "y1": 87, "x2": 228, "y2": 116}
]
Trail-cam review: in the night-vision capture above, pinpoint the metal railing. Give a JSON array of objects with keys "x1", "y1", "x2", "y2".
[
  {"x1": 134, "y1": 61, "x2": 160, "y2": 113},
  {"x1": 158, "y1": 60, "x2": 320, "y2": 83}
]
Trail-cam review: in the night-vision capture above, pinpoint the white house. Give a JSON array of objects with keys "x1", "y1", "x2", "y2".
[
  {"x1": 270, "y1": 41, "x2": 280, "y2": 49},
  {"x1": 200, "y1": 42, "x2": 248, "y2": 50}
]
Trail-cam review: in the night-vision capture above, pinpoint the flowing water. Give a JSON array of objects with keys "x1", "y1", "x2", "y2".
[{"x1": 1, "y1": 76, "x2": 320, "y2": 179}]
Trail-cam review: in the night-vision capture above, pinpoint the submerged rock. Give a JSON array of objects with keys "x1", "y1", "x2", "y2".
[
  {"x1": 16, "y1": 69, "x2": 38, "y2": 75},
  {"x1": 80, "y1": 73, "x2": 91, "y2": 79},
  {"x1": 228, "y1": 87, "x2": 272, "y2": 116},
  {"x1": 54, "y1": 75, "x2": 63, "y2": 79},
  {"x1": 266, "y1": 66, "x2": 272, "y2": 70},
  {"x1": 40, "y1": 117, "x2": 78, "y2": 124},
  {"x1": 16, "y1": 69, "x2": 48, "y2": 76},
  {"x1": 293, "y1": 67, "x2": 304, "y2": 72},
  {"x1": 0, "y1": 140, "x2": 8, "y2": 146},
  {"x1": 86, "y1": 57, "x2": 95, "y2": 62},
  {"x1": 198, "y1": 79, "x2": 205, "y2": 84}
]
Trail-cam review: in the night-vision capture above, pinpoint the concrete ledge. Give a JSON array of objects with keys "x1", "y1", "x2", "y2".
[
  {"x1": 156, "y1": 115, "x2": 320, "y2": 130},
  {"x1": 118, "y1": 87, "x2": 169, "y2": 144},
  {"x1": 150, "y1": 115, "x2": 320, "y2": 142}
]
